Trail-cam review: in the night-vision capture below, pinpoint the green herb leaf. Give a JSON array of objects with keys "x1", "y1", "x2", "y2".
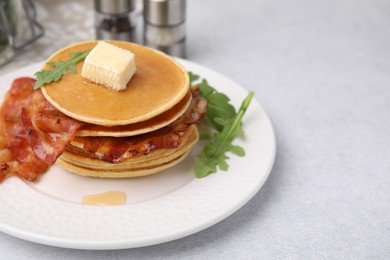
[
  {"x1": 198, "y1": 79, "x2": 236, "y2": 132},
  {"x1": 34, "y1": 49, "x2": 92, "y2": 90},
  {"x1": 194, "y1": 91, "x2": 254, "y2": 178},
  {"x1": 188, "y1": 71, "x2": 200, "y2": 85}
]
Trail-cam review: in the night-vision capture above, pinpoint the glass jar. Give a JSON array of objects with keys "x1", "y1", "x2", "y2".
[
  {"x1": 143, "y1": 0, "x2": 186, "y2": 58},
  {"x1": 0, "y1": 0, "x2": 44, "y2": 66},
  {"x1": 94, "y1": 0, "x2": 136, "y2": 42}
]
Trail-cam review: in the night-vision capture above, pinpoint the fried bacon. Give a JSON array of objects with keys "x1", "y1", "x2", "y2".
[
  {"x1": 76, "y1": 91, "x2": 208, "y2": 163},
  {"x1": 0, "y1": 77, "x2": 207, "y2": 183},
  {"x1": 0, "y1": 78, "x2": 49, "y2": 182},
  {"x1": 21, "y1": 89, "x2": 85, "y2": 164}
]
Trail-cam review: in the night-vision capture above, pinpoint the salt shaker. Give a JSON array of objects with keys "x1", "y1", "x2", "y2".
[
  {"x1": 94, "y1": 0, "x2": 136, "y2": 41},
  {"x1": 143, "y1": 0, "x2": 186, "y2": 58}
]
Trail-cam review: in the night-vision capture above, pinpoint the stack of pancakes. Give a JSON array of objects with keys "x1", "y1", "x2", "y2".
[{"x1": 40, "y1": 41, "x2": 199, "y2": 178}]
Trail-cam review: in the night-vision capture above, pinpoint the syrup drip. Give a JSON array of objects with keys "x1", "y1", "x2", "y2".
[{"x1": 82, "y1": 191, "x2": 126, "y2": 206}]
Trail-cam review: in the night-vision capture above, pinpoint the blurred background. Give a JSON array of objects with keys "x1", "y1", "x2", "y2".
[
  {"x1": 0, "y1": 0, "x2": 102, "y2": 74},
  {"x1": 0, "y1": 0, "x2": 193, "y2": 74},
  {"x1": 0, "y1": 0, "x2": 390, "y2": 258}
]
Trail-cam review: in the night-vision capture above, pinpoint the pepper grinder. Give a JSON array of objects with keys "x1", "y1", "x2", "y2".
[
  {"x1": 94, "y1": 0, "x2": 136, "y2": 41},
  {"x1": 143, "y1": 0, "x2": 186, "y2": 58}
]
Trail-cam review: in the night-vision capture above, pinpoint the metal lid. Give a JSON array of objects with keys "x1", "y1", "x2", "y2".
[
  {"x1": 144, "y1": 0, "x2": 186, "y2": 26},
  {"x1": 145, "y1": 38, "x2": 186, "y2": 58},
  {"x1": 94, "y1": 0, "x2": 134, "y2": 14}
]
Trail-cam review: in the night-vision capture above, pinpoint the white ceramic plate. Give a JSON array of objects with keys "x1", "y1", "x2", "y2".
[{"x1": 0, "y1": 59, "x2": 276, "y2": 250}]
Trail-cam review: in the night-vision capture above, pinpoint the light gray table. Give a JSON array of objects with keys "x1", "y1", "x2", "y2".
[{"x1": 0, "y1": 0, "x2": 389, "y2": 259}]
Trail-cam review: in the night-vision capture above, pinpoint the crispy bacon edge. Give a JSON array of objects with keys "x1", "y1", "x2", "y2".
[
  {"x1": 21, "y1": 89, "x2": 85, "y2": 165},
  {"x1": 0, "y1": 78, "x2": 50, "y2": 182}
]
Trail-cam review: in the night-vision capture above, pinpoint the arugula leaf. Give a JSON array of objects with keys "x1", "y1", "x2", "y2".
[
  {"x1": 195, "y1": 91, "x2": 254, "y2": 178},
  {"x1": 188, "y1": 71, "x2": 200, "y2": 85},
  {"x1": 198, "y1": 79, "x2": 236, "y2": 132},
  {"x1": 34, "y1": 49, "x2": 92, "y2": 90}
]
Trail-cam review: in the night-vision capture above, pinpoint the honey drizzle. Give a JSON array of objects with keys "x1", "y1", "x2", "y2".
[{"x1": 82, "y1": 191, "x2": 126, "y2": 206}]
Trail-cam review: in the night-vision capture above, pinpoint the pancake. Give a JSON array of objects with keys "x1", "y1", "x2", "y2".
[
  {"x1": 56, "y1": 151, "x2": 189, "y2": 178},
  {"x1": 26, "y1": 40, "x2": 207, "y2": 179},
  {"x1": 57, "y1": 125, "x2": 199, "y2": 178},
  {"x1": 41, "y1": 41, "x2": 189, "y2": 126},
  {"x1": 75, "y1": 91, "x2": 192, "y2": 137}
]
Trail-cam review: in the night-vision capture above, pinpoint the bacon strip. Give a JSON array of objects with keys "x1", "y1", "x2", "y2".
[
  {"x1": 0, "y1": 78, "x2": 49, "y2": 182},
  {"x1": 22, "y1": 89, "x2": 84, "y2": 164},
  {"x1": 71, "y1": 89, "x2": 208, "y2": 163}
]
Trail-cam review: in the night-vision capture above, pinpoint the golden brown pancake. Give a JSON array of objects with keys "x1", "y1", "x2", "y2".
[
  {"x1": 56, "y1": 151, "x2": 189, "y2": 178},
  {"x1": 41, "y1": 41, "x2": 189, "y2": 126},
  {"x1": 75, "y1": 91, "x2": 192, "y2": 137}
]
